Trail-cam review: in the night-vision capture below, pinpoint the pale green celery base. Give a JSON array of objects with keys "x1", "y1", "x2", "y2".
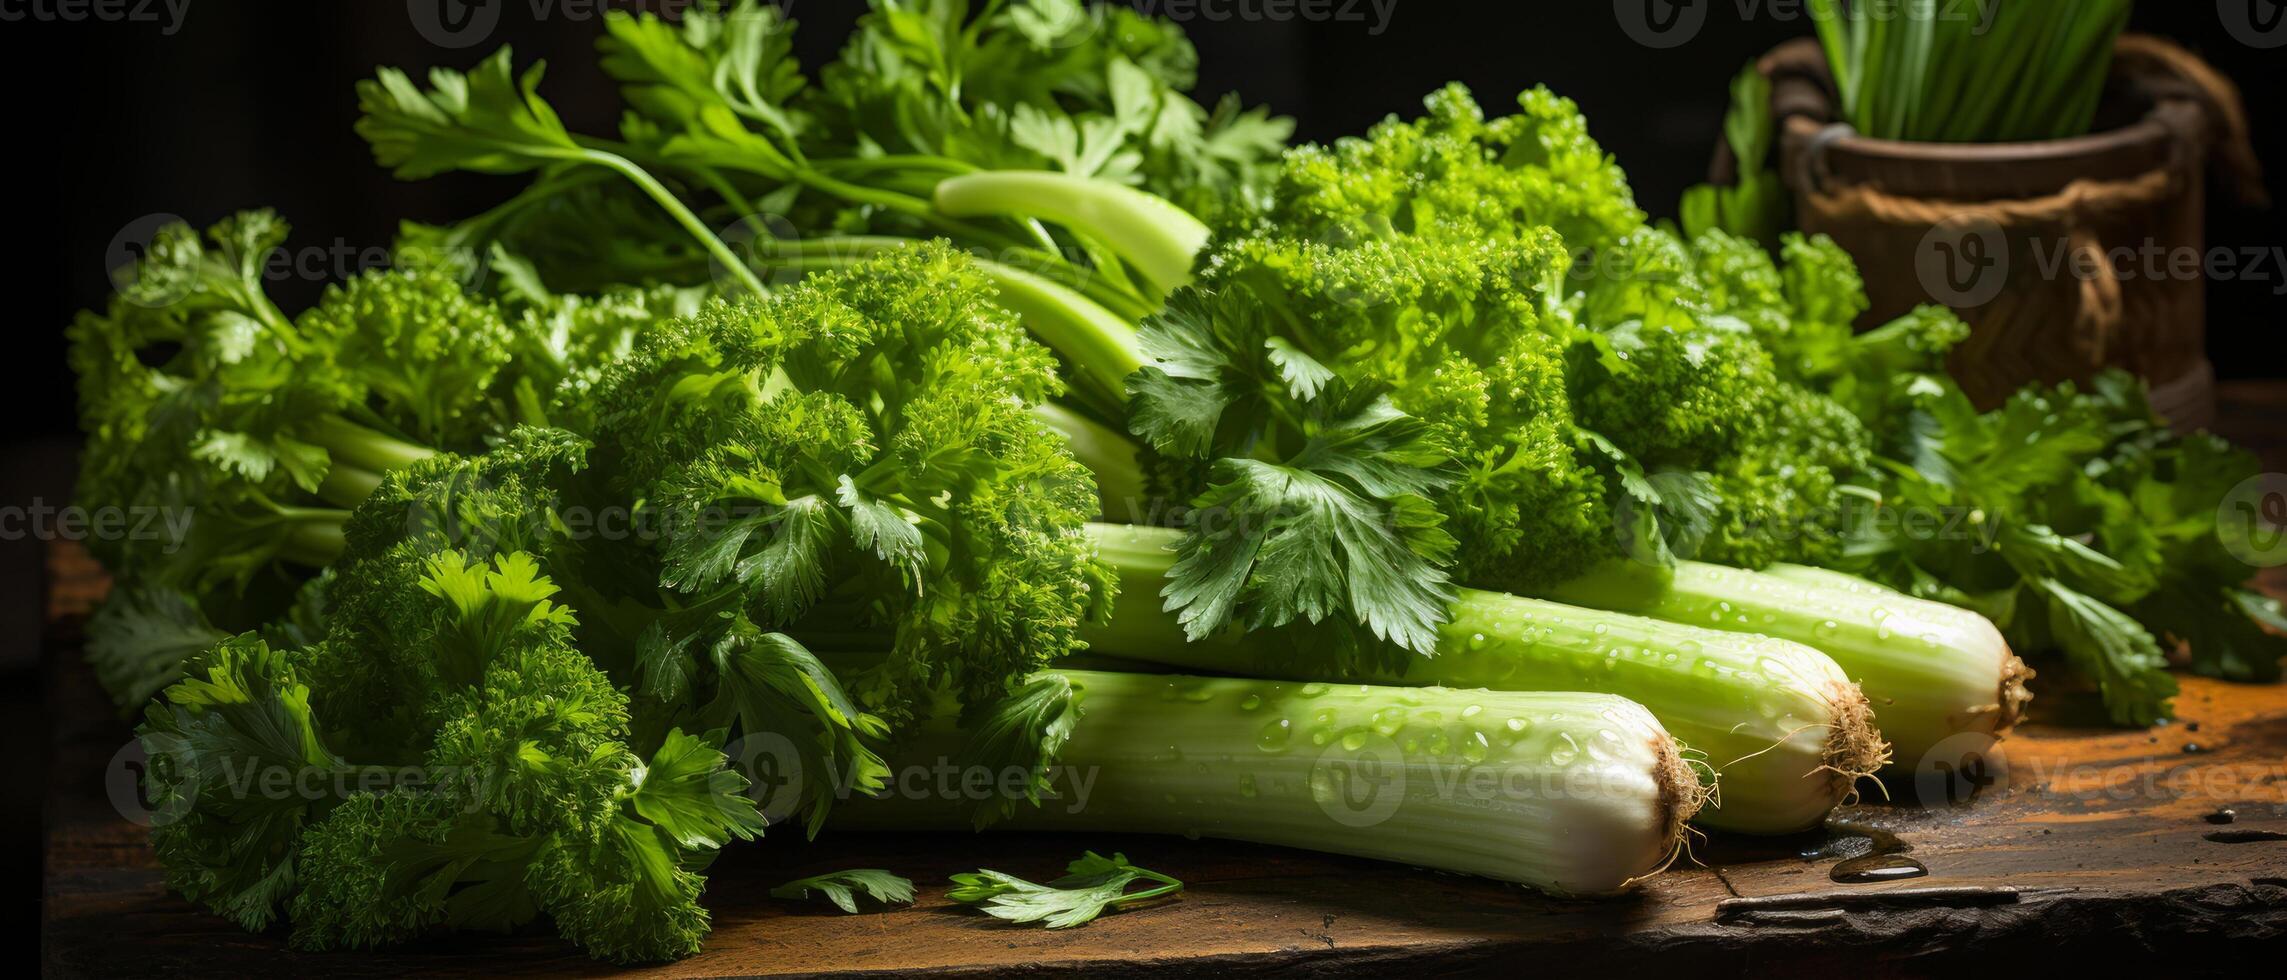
[
  {"x1": 1604, "y1": 560, "x2": 2018, "y2": 768},
  {"x1": 281, "y1": 517, "x2": 348, "y2": 568},
  {"x1": 839, "y1": 670, "x2": 1691, "y2": 896},
  {"x1": 317, "y1": 463, "x2": 385, "y2": 511},
  {"x1": 972, "y1": 259, "x2": 1144, "y2": 418},
  {"x1": 933, "y1": 171, "x2": 1210, "y2": 297},
  {"x1": 304, "y1": 414, "x2": 438, "y2": 475},
  {"x1": 1079, "y1": 524, "x2": 1868, "y2": 835}
]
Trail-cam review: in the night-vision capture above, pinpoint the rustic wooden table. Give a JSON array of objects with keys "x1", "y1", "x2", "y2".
[{"x1": 39, "y1": 383, "x2": 2287, "y2": 977}]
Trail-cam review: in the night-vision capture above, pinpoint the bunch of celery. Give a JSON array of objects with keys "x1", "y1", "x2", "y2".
[
  {"x1": 80, "y1": 231, "x2": 1707, "y2": 960},
  {"x1": 344, "y1": 2, "x2": 2034, "y2": 825},
  {"x1": 69, "y1": 0, "x2": 2285, "y2": 964}
]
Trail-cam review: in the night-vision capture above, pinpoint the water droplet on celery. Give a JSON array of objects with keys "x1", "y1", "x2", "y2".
[
  {"x1": 1460, "y1": 730, "x2": 1490, "y2": 764},
  {"x1": 1549, "y1": 733, "x2": 1580, "y2": 766},
  {"x1": 1256, "y1": 718, "x2": 1292, "y2": 752}
]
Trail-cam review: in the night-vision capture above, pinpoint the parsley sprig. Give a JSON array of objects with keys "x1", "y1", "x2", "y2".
[{"x1": 948, "y1": 851, "x2": 1184, "y2": 929}]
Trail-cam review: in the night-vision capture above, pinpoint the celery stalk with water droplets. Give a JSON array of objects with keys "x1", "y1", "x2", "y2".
[
  {"x1": 1561, "y1": 560, "x2": 2030, "y2": 768},
  {"x1": 843, "y1": 669, "x2": 1704, "y2": 896},
  {"x1": 1078, "y1": 525, "x2": 1887, "y2": 835}
]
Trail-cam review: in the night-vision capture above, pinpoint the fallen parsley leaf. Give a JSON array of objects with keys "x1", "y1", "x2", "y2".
[
  {"x1": 768, "y1": 870, "x2": 916, "y2": 915},
  {"x1": 947, "y1": 851, "x2": 1182, "y2": 929}
]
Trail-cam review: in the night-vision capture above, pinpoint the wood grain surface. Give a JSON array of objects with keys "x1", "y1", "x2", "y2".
[{"x1": 39, "y1": 383, "x2": 2287, "y2": 976}]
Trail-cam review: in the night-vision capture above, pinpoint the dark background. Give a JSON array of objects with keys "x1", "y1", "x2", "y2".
[{"x1": 5, "y1": 0, "x2": 2284, "y2": 934}]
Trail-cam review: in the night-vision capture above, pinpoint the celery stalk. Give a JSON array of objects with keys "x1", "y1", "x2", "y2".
[
  {"x1": 1080, "y1": 525, "x2": 1886, "y2": 835},
  {"x1": 1557, "y1": 560, "x2": 2030, "y2": 769},
  {"x1": 843, "y1": 669, "x2": 1704, "y2": 896},
  {"x1": 933, "y1": 171, "x2": 1212, "y2": 299}
]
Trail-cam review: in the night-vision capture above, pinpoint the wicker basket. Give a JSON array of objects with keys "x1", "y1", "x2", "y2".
[{"x1": 1749, "y1": 35, "x2": 2265, "y2": 431}]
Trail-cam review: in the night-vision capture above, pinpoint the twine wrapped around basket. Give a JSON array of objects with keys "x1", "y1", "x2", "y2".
[{"x1": 1738, "y1": 35, "x2": 2265, "y2": 431}]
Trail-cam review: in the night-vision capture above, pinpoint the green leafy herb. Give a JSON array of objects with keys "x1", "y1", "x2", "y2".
[
  {"x1": 948, "y1": 851, "x2": 1183, "y2": 929},
  {"x1": 769, "y1": 870, "x2": 917, "y2": 914}
]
